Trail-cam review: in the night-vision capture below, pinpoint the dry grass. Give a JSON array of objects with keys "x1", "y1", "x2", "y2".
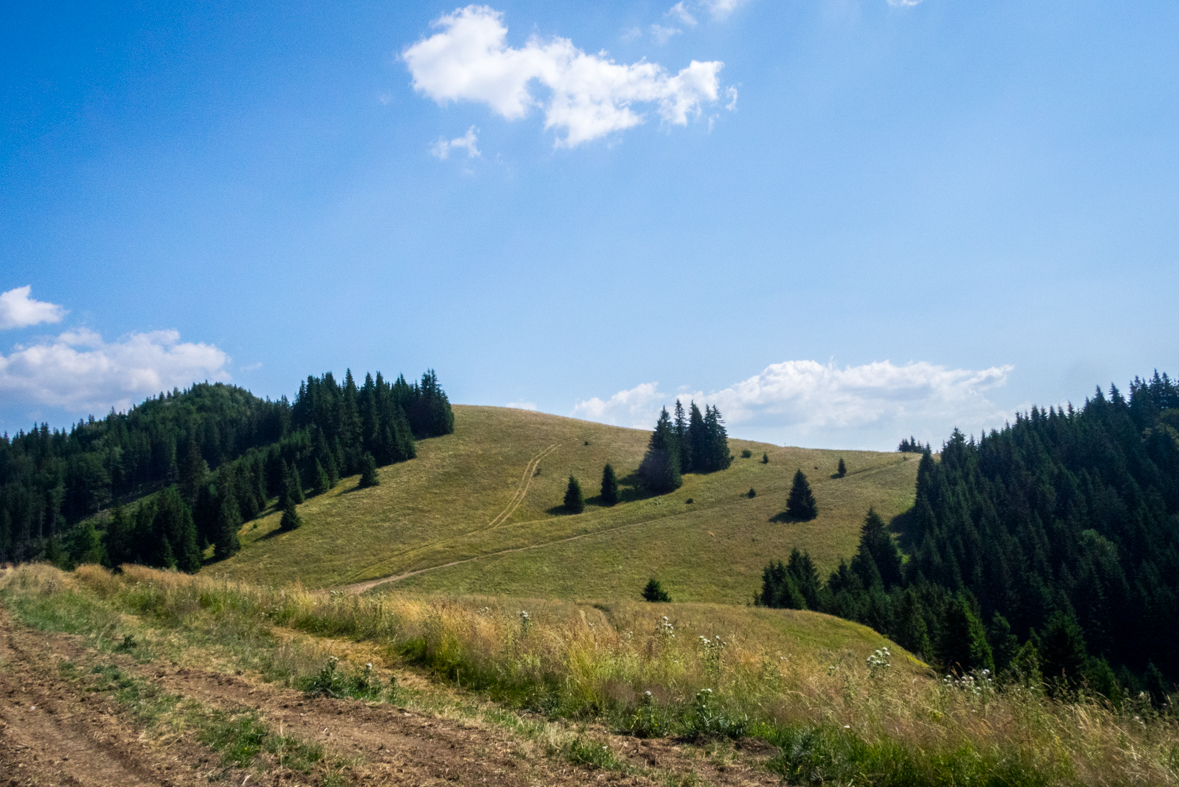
[{"x1": 7, "y1": 564, "x2": 1174, "y2": 786}]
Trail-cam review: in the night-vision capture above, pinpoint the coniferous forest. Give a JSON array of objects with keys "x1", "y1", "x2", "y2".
[
  {"x1": 759, "y1": 372, "x2": 1179, "y2": 697},
  {"x1": 0, "y1": 369, "x2": 454, "y2": 570}
]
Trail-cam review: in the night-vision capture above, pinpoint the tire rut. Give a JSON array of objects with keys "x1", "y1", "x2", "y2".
[{"x1": 338, "y1": 440, "x2": 567, "y2": 595}]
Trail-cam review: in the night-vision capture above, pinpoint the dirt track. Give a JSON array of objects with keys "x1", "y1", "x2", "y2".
[{"x1": 0, "y1": 605, "x2": 780, "y2": 786}]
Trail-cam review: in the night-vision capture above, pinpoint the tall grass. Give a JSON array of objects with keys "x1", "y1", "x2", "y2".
[{"x1": 7, "y1": 563, "x2": 1179, "y2": 786}]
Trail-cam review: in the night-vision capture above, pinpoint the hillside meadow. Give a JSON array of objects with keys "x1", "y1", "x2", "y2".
[{"x1": 216, "y1": 405, "x2": 920, "y2": 601}]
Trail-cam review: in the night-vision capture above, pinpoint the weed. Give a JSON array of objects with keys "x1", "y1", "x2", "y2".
[{"x1": 564, "y1": 737, "x2": 623, "y2": 771}]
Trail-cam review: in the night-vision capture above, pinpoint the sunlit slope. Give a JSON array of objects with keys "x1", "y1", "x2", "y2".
[{"x1": 217, "y1": 405, "x2": 920, "y2": 601}]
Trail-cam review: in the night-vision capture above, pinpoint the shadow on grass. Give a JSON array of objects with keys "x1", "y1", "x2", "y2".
[{"x1": 769, "y1": 511, "x2": 817, "y2": 524}]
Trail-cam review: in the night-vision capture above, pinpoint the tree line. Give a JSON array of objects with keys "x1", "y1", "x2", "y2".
[
  {"x1": 759, "y1": 371, "x2": 1179, "y2": 702},
  {"x1": 0, "y1": 369, "x2": 454, "y2": 569}
]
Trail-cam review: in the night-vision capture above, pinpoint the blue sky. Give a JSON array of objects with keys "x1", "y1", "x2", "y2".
[{"x1": 1, "y1": 0, "x2": 1176, "y2": 449}]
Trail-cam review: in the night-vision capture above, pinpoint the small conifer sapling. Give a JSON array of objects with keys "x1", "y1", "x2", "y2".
[{"x1": 642, "y1": 579, "x2": 671, "y2": 603}]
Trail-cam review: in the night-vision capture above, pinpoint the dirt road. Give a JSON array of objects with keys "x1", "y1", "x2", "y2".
[{"x1": 0, "y1": 605, "x2": 780, "y2": 786}]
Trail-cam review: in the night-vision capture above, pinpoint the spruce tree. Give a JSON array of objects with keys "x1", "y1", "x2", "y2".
[
  {"x1": 762, "y1": 452, "x2": 769, "y2": 464},
  {"x1": 673, "y1": 400, "x2": 690, "y2": 473},
  {"x1": 687, "y1": 402, "x2": 707, "y2": 473},
  {"x1": 280, "y1": 497, "x2": 301, "y2": 531},
  {"x1": 564, "y1": 475, "x2": 584, "y2": 513},
  {"x1": 1039, "y1": 611, "x2": 1088, "y2": 693},
  {"x1": 314, "y1": 459, "x2": 331, "y2": 496},
  {"x1": 213, "y1": 491, "x2": 242, "y2": 561},
  {"x1": 853, "y1": 508, "x2": 902, "y2": 589},
  {"x1": 940, "y1": 595, "x2": 994, "y2": 674},
  {"x1": 600, "y1": 464, "x2": 619, "y2": 506},
  {"x1": 642, "y1": 579, "x2": 671, "y2": 602},
  {"x1": 837, "y1": 458, "x2": 847, "y2": 478},
  {"x1": 638, "y1": 408, "x2": 682, "y2": 494},
  {"x1": 358, "y1": 452, "x2": 380, "y2": 488},
  {"x1": 785, "y1": 469, "x2": 818, "y2": 520}
]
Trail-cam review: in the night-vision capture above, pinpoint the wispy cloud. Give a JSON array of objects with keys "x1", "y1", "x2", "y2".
[
  {"x1": 697, "y1": 0, "x2": 753, "y2": 21},
  {"x1": 572, "y1": 360, "x2": 1017, "y2": 450},
  {"x1": 0, "y1": 328, "x2": 230, "y2": 416},
  {"x1": 430, "y1": 126, "x2": 481, "y2": 159},
  {"x1": 649, "y1": 24, "x2": 682, "y2": 45},
  {"x1": 0, "y1": 286, "x2": 67, "y2": 330},
  {"x1": 666, "y1": 2, "x2": 698, "y2": 26},
  {"x1": 403, "y1": 5, "x2": 726, "y2": 148},
  {"x1": 506, "y1": 400, "x2": 537, "y2": 411},
  {"x1": 887, "y1": 0, "x2": 924, "y2": 6}
]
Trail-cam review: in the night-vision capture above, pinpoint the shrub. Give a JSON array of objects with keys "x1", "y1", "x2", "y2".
[
  {"x1": 762, "y1": 452, "x2": 769, "y2": 464},
  {"x1": 741, "y1": 449, "x2": 753, "y2": 459}
]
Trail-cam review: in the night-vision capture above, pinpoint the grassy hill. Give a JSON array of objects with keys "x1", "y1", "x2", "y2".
[{"x1": 216, "y1": 405, "x2": 920, "y2": 602}]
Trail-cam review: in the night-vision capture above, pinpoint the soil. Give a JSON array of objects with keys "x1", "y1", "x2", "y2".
[{"x1": 0, "y1": 606, "x2": 782, "y2": 786}]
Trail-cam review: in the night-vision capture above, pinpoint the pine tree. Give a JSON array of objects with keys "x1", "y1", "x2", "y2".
[
  {"x1": 785, "y1": 469, "x2": 818, "y2": 520},
  {"x1": 673, "y1": 400, "x2": 690, "y2": 473},
  {"x1": 638, "y1": 408, "x2": 682, "y2": 494},
  {"x1": 358, "y1": 452, "x2": 380, "y2": 488},
  {"x1": 314, "y1": 459, "x2": 331, "y2": 496},
  {"x1": 1039, "y1": 611, "x2": 1088, "y2": 693},
  {"x1": 687, "y1": 402, "x2": 707, "y2": 473},
  {"x1": 837, "y1": 458, "x2": 847, "y2": 478},
  {"x1": 280, "y1": 497, "x2": 301, "y2": 531},
  {"x1": 642, "y1": 579, "x2": 671, "y2": 602},
  {"x1": 853, "y1": 508, "x2": 902, "y2": 589},
  {"x1": 988, "y1": 613, "x2": 1020, "y2": 676},
  {"x1": 940, "y1": 595, "x2": 994, "y2": 674},
  {"x1": 213, "y1": 491, "x2": 242, "y2": 561},
  {"x1": 600, "y1": 464, "x2": 619, "y2": 506},
  {"x1": 564, "y1": 475, "x2": 584, "y2": 513},
  {"x1": 762, "y1": 452, "x2": 769, "y2": 464}
]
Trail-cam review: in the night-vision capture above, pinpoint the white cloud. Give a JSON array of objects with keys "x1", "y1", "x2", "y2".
[
  {"x1": 699, "y1": 0, "x2": 752, "y2": 20},
  {"x1": 666, "y1": 2, "x2": 698, "y2": 26},
  {"x1": 572, "y1": 382, "x2": 664, "y2": 426},
  {"x1": 887, "y1": 0, "x2": 924, "y2": 6},
  {"x1": 403, "y1": 5, "x2": 725, "y2": 148},
  {"x1": 430, "y1": 126, "x2": 481, "y2": 159},
  {"x1": 0, "y1": 286, "x2": 67, "y2": 330},
  {"x1": 650, "y1": 24, "x2": 682, "y2": 45},
  {"x1": 572, "y1": 360, "x2": 1017, "y2": 450},
  {"x1": 506, "y1": 400, "x2": 537, "y2": 411},
  {"x1": 0, "y1": 328, "x2": 231, "y2": 416}
]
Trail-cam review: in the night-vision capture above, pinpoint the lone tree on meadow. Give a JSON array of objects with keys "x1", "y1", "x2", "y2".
[
  {"x1": 642, "y1": 579, "x2": 671, "y2": 603},
  {"x1": 786, "y1": 469, "x2": 818, "y2": 521},
  {"x1": 564, "y1": 475, "x2": 585, "y2": 513},
  {"x1": 837, "y1": 458, "x2": 847, "y2": 478},
  {"x1": 762, "y1": 452, "x2": 769, "y2": 464},
  {"x1": 358, "y1": 452, "x2": 380, "y2": 488},
  {"x1": 600, "y1": 464, "x2": 619, "y2": 506}
]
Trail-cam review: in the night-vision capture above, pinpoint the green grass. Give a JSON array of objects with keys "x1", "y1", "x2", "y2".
[{"x1": 217, "y1": 405, "x2": 919, "y2": 601}]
